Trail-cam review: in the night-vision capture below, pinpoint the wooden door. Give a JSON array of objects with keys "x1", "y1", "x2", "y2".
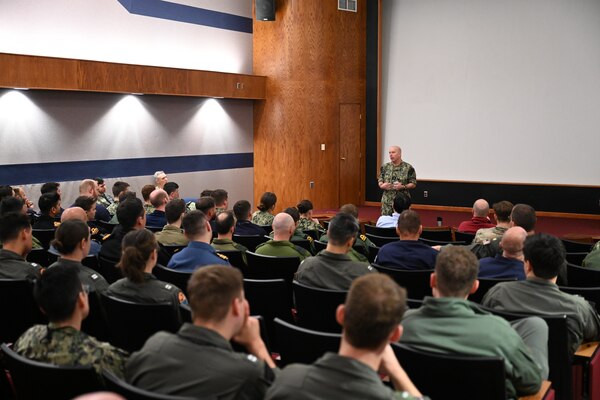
[{"x1": 339, "y1": 103, "x2": 362, "y2": 206}]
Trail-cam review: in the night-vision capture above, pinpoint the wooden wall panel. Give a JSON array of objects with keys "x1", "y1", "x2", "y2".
[
  {"x1": 0, "y1": 53, "x2": 78, "y2": 90},
  {"x1": 253, "y1": 0, "x2": 367, "y2": 211}
]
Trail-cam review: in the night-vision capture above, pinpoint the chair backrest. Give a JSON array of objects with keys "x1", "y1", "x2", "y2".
[
  {"x1": 302, "y1": 229, "x2": 320, "y2": 241},
  {"x1": 81, "y1": 254, "x2": 99, "y2": 270},
  {"x1": 290, "y1": 238, "x2": 314, "y2": 254},
  {"x1": 31, "y1": 229, "x2": 55, "y2": 250},
  {"x1": 561, "y1": 239, "x2": 593, "y2": 253},
  {"x1": 567, "y1": 263, "x2": 600, "y2": 287},
  {"x1": 95, "y1": 220, "x2": 116, "y2": 234},
  {"x1": 366, "y1": 245, "x2": 379, "y2": 264},
  {"x1": 420, "y1": 226, "x2": 453, "y2": 242},
  {"x1": 273, "y1": 318, "x2": 341, "y2": 367},
  {"x1": 145, "y1": 225, "x2": 164, "y2": 233},
  {"x1": 371, "y1": 264, "x2": 433, "y2": 299},
  {"x1": 1, "y1": 343, "x2": 102, "y2": 400},
  {"x1": 152, "y1": 264, "x2": 192, "y2": 296},
  {"x1": 100, "y1": 293, "x2": 182, "y2": 352},
  {"x1": 102, "y1": 370, "x2": 197, "y2": 400},
  {"x1": 313, "y1": 240, "x2": 327, "y2": 253},
  {"x1": 364, "y1": 224, "x2": 398, "y2": 237},
  {"x1": 565, "y1": 252, "x2": 589, "y2": 267},
  {"x1": 0, "y1": 279, "x2": 46, "y2": 344},
  {"x1": 391, "y1": 343, "x2": 506, "y2": 400},
  {"x1": 81, "y1": 291, "x2": 110, "y2": 342},
  {"x1": 243, "y1": 252, "x2": 300, "y2": 287},
  {"x1": 418, "y1": 237, "x2": 466, "y2": 246},
  {"x1": 364, "y1": 233, "x2": 398, "y2": 247},
  {"x1": 232, "y1": 234, "x2": 268, "y2": 252},
  {"x1": 292, "y1": 280, "x2": 347, "y2": 333},
  {"x1": 25, "y1": 248, "x2": 49, "y2": 268},
  {"x1": 258, "y1": 224, "x2": 273, "y2": 235},
  {"x1": 407, "y1": 298, "x2": 424, "y2": 309},
  {"x1": 215, "y1": 250, "x2": 246, "y2": 269},
  {"x1": 453, "y1": 229, "x2": 476, "y2": 243},
  {"x1": 559, "y1": 286, "x2": 600, "y2": 314},
  {"x1": 160, "y1": 244, "x2": 187, "y2": 258},
  {"x1": 97, "y1": 256, "x2": 123, "y2": 284},
  {"x1": 468, "y1": 277, "x2": 518, "y2": 304}
]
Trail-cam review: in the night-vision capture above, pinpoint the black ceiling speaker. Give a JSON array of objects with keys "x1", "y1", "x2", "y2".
[{"x1": 256, "y1": 0, "x2": 275, "y2": 21}]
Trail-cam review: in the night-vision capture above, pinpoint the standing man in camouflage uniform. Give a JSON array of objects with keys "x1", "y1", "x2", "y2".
[
  {"x1": 13, "y1": 263, "x2": 128, "y2": 378},
  {"x1": 378, "y1": 146, "x2": 417, "y2": 216}
]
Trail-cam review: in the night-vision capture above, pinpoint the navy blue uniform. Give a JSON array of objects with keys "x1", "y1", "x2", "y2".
[
  {"x1": 375, "y1": 240, "x2": 438, "y2": 270},
  {"x1": 167, "y1": 241, "x2": 229, "y2": 272}
]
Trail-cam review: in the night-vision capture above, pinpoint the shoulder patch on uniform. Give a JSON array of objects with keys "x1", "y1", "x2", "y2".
[
  {"x1": 90, "y1": 273, "x2": 99, "y2": 281},
  {"x1": 217, "y1": 253, "x2": 229, "y2": 260},
  {"x1": 178, "y1": 291, "x2": 186, "y2": 304},
  {"x1": 360, "y1": 234, "x2": 367, "y2": 241}
]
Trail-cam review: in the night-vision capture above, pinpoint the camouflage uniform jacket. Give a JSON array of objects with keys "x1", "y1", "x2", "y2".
[
  {"x1": 473, "y1": 226, "x2": 508, "y2": 245},
  {"x1": 251, "y1": 210, "x2": 275, "y2": 226},
  {"x1": 106, "y1": 201, "x2": 119, "y2": 216},
  {"x1": 97, "y1": 194, "x2": 113, "y2": 208},
  {"x1": 378, "y1": 161, "x2": 417, "y2": 216},
  {"x1": 298, "y1": 217, "x2": 326, "y2": 233},
  {"x1": 14, "y1": 323, "x2": 128, "y2": 378},
  {"x1": 583, "y1": 241, "x2": 600, "y2": 270},
  {"x1": 144, "y1": 204, "x2": 155, "y2": 215}
]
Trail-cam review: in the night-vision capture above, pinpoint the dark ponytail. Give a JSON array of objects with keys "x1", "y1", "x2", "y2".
[{"x1": 117, "y1": 229, "x2": 158, "y2": 283}]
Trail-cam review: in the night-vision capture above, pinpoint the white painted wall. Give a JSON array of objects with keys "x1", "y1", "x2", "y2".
[{"x1": 381, "y1": 0, "x2": 600, "y2": 185}]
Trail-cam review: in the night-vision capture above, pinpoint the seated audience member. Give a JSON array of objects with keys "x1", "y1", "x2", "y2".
[
  {"x1": 13, "y1": 186, "x2": 36, "y2": 218},
  {"x1": 14, "y1": 264, "x2": 128, "y2": 378},
  {"x1": 1, "y1": 197, "x2": 43, "y2": 249},
  {"x1": 457, "y1": 199, "x2": 495, "y2": 234},
  {"x1": 266, "y1": 273, "x2": 424, "y2": 400},
  {"x1": 107, "y1": 229, "x2": 186, "y2": 307},
  {"x1": 53, "y1": 207, "x2": 102, "y2": 256},
  {"x1": 94, "y1": 177, "x2": 113, "y2": 208},
  {"x1": 33, "y1": 192, "x2": 61, "y2": 230},
  {"x1": 376, "y1": 193, "x2": 411, "y2": 228},
  {"x1": 375, "y1": 210, "x2": 438, "y2": 270},
  {"x1": 478, "y1": 227, "x2": 527, "y2": 280},
  {"x1": 126, "y1": 266, "x2": 276, "y2": 397},
  {"x1": 211, "y1": 189, "x2": 229, "y2": 214},
  {"x1": 211, "y1": 210, "x2": 249, "y2": 263},
  {"x1": 295, "y1": 213, "x2": 376, "y2": 290},
  {"x1": 167, "y1": 211, "x2": 229, "y2": 272},
  {"x1": 0, "y1": 212, "x2": 42, "y2": 279},
  {"x1": 0, "y1": 184, "x2": 14, "y2": 202},
  {"x1": 196, "y1": 196, "x2": 217, "y2": 231},
  {"x1": 296, "y1": 199, "x2": 326, "y2": 233},
  {"x1": 482, "y1": 233, "x2": 600, "y2": 355},
  {"x1": 319, "y1": 204, "x2": 373, "y2": 263},
  {"x1": 108, "y1": 191, "x2": 136, "y2": 225},
  {"x1": 583, "y1": 241, "x2": 600, "y2": 270},
  {"x1": 100, "y1": 198, "x2": 147, "y2": 261},
  {"x1": 270, "y1": 207, "x2": 312, "y2": 241},
  {"x1": 74, "y1": 196, "x2": 97, "y2": 223},
  {"x1": 141, "y1": 184, "x2": 156, "y2": 214},
  {"x1": 146, "y1": 189, "x2": 168, "y2": 228},
  {"x1": 40, "y1": 182, "x2": 60, "y2": 196},
  {"x1": 251, "y1": 191, "x2": 277, "y2": 226},
  {"x1": 473, "y1": 200, "x2": 513, "y2": 244},
  {"x1": 78, "y1": 179, "x2": 111, "y2": 222},
  {"x1": 233, "y1": 200, "x2": 267, "y2": 236},
  {"x1": 50, "y1": 220, "x2": 109, "y2": 293},
  {"x1": 255, "y1": 213, "x2": 311, "y2": 260},
  {"x1": 402, "y1": 246, "x2": 547, "y2": 397},
  {"x1": 163, "y1": 182, "x2": 180, "y2": 200},
  {"x1": 106, "y1": 181, "x2": 130, "y2": 216},
  {"x1": 153, "y1": 170, "x2": 168, "y2": 190},
  {"x1": 155, "y1": 199, "x2": 189, "y2": 246}
]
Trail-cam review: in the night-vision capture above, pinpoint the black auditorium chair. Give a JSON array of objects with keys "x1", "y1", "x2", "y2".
[
  {"x1": 364, "y1": 233, "x2": 398, "y2": 247},
  {"x1": 1, "y1": 343, "x2": 102, "y2": 400},
  {"x1": 0, "y1": 279, "x2": 46, "y2": 344},
  {"x1": 559, "y1": 286, "x2": 600, "y2": 314},
  {"x1": 419, "y1": 237, "x2": 466, "y2": 246},
  {"x1": 567, "y1": 263, "x2": 600, "y2": 288},
  {"x1": 364, "y1": 224, "x2": 397, "y2": 237},
  {"x1": 160, "y1": 244, "x2": 187, "y2": 259},
  {"x1": 561, "y1": 239, "x2": 593, "y2": 253},
  {"x1": 258, "y1": 225, "x2": 273, "y2": 235},
  {"x1": 232, "y1": 234, "x2": 268, "y2": 252},
  {"x1": 420, "y1": 227, "x2": 453, "y2": 242},
  {"x1": 468, "y1": 277, "x2": 518, "y2": 304},
  {"x1": 152, "y1": 264, "x2": 192, "y2": 297},
  {"x1": 391, "y1": 343, "x2": 507, "y2": 400},
  {"x1": 290, "y1": 238, "x2": 314, "y2": 255},
  {"x1": 243, "y1": 252, "x2": 300, "y2": 287},
  {"x1": 97, "y1": 256, "x2": 123, "y2": 284},
  {"x1": 100, "y1": 293, "x2": 182, "y2": 353},
  {"x1": 215, "y1": 250, "x2": 246, "y2": 269},
  {"x1": 302, "y1": 229, "x2": 320, "y2": 241},
  {"x1": 453, "y1": 229, "x2": 476, "y2": 244},
  {"x1": 313, "y1": 240, "x2": 327, "y2": 253},
  {"x1": 292, "y1": 280, "x2": 347, "y2": 333},
  {"x1": 273, "y1": 318, "x2": 341, "y2": 367},
  {"x1": 102, "y1": 370, "x2": 198, "y2": 400},
  {"x1": 179, "y1": 303, "x2": 192, "y2": 323},
  {"x1": 371, "y1": 264, "x2": 433, "y2": 300},
  {"x1": 95, "y1": 220, "x2": 117, "y2": 234},
  {"x1": 366, "y1": 245, "x2": 379, "y2": 264},
  {"x1": 407, "y1": 298, "x2": 424, "y2": 309},
  {"x1": 81, "y1": 291, "x2": 110, "y2": 342},
  {"x1": 565, "y1": 252, "x2": 589, "y2": 267},
  {"x1": 32, "y1": 229, "x2": 55, "y2": 250},
  {"x1": 26, "y1": 248, "x2": 49, "y2": 268},
  {"x1": 145, "y1": 225, "x2": 163, "y2": 233}
]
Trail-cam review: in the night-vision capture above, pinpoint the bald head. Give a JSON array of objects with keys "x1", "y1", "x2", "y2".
[
  {"x1": 149, "y1": 189, "x2": 168, "y2": 209},
  {"x1": 473, "y1": 199, "x2": 490, "y2": 218},
  {"x1": 272, "y1": 213, "x2": 295, "y2": 241},
  {"x1": 60, "y1": 207, "x2": 88, "y2": 222},
  {"x1": 501, "y1": 226, "x2": 527, "y2": 259}
]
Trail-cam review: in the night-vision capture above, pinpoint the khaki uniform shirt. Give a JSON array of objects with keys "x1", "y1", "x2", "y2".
[
  {"x1": 155, "y1": 224, "x2": 189, "y2": 246},
  {"x1": 255, "y1": 240, "x2": 311, "y2": 261},
  {"x1": 295, "y1": 251, "x2": 377, "y2": 290},
  {"x1": 378, "y1": 161, "x2": 417, "y2": 216}
]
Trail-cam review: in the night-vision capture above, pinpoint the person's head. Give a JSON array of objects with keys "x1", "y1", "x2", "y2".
[
  {"x1": 119, "y1": 191, "x2": 137, "y2": 203},
  {"x1": 215, "y1": 210, "x2": 236, "y2": 236},
  {"x1": 41, "y1": 182, "x2": 61, "y2": 196},
  {"x1": 182, "y1": 210, "x2": 210, "y2": 241},
  {"x1": 112, "y1": 181, "x2": 130, "y2": 199},
  {"x1": 523, "y1": 233, "x2": 565, "y2": 280},
  {"x1": 187, "y1": 265, "x2": 245, "y2": 329},
  {"x1": 149, "y1": 189, "x2": 169, "y2": 209},
  {"x1": 272, "y1": 212, "x2": 295, "y2": 240},
  {"x1": 393, "y1": 193, "x2": 411, "y2": 214},
  {"x1": 257, "y1": 192, "x2": 277, "y2": 212},
  {"x1": 283, "y1": 207, "x2": 300, "y2": 224},
  {"x1": 338, "y1": 274, "x2": 406, "y2": 351},
  {"x1": 51, "y1": 219, "x2": 91, "y2": 257},
  {"x1": 388, "y1": 146, "x2": 402, "y2": 164},
  {"x1": 0, "y1": 185, "x2": 14, "y2": 201},
  {"x1": 432, "y1": 247, "x2": 479, "y2": 298},
  {"x1": 60, "y1": 207, "x2": 88, "y2": 223},
  {"x1": 165, "y1": 199, "x2": 186, "y2": 225},
  {"x1": 38, "y1": 192, "x2": 61, "y2": 217},
  {"x1": 73, "y1": 196, "x2": 97, "y2": 222},
  {"x1": 94, "y1": 178, "x2": 106, "y2": 195},
  {"x1": 211, "y1": 189, "x2": 228, "y2": 208},
  {"x1": 196, "y1": 196, "x2": 216, "y2": 219},
  {"x1": 141, "y1": 184, "x2": 156, "y2": 203},
  {"x1": 233, "y1": 200, "x2": 252, "y2": 222},
  {"x1": 0, "y1": 212, "x2": 32, "y2": 254},
  {"x1": 472, "y1": 199, "x2": 490, "y2": 218},
  {"x1": 0, "y1": 196, "x2": 26, "y2": 215},
  {"x1": 79, "y1": 179, "x2": 99, "y2": 199},
  {"x1": 154, "y1": 171, "x2": 168, "y2": 189},
  {"x1": 163, "y1": 182, "x2": 180, "y2": 200},
  {"x1": 200, "y1": 189, "x2": 214, "y2": 198},
  {"x1": 327, "y1": 213, "x2": 359, "y2": 247},
  {"x1": 33, "y1": 263, "x2": 88, "y2": 323},
  {"x1": 13, "y1": 187, "x2": 29, "y2": 203},
  {"x1": 118, "y1": 229, "x2": 158, "y2": 283},
  {"x1": 500, "y1": 226, "x2": 527, "y2": 259},
  {"x1": 492, "y1": 201, "x2": 513, "y2": 223},
  {"x1": 117, "y1": 198, "x2": 146, "y2": 230},
  {"x1": 296, "y1": 199, "x2": 314, "y2": 215},
  {"x1": 510, "y1": 204, "x2": 537, "y2": 233},
  {"x1": 397, "y1": 209, "x2": 422, "y2": 239},
  {"x1": 339, "y1": 204, "x2": 358, "y2": 218}
]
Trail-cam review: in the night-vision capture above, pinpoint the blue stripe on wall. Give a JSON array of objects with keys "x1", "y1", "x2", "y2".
[
  {"x1": 117, "y1": 0, "x2": 253, "y2": 34},
  {"x1": 0, "y1": 153, "x2": 253, "y2": 185}
]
